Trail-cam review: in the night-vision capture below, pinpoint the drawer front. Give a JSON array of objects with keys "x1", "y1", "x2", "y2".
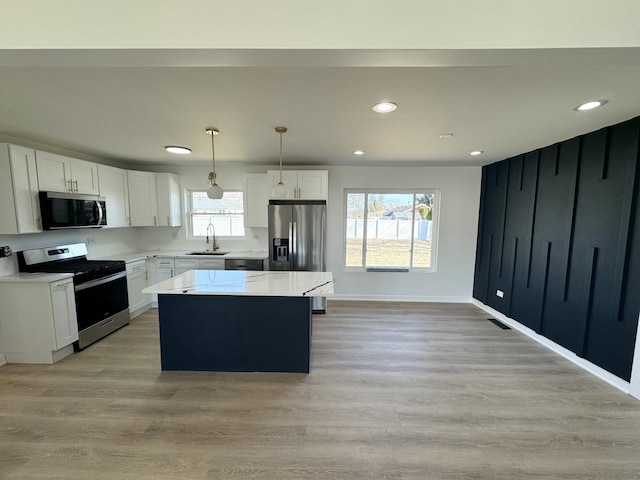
[
  {"x1": 126, "y1": 260, "x2": 147, "y2": 275},
  {"x1": 175, "y1": 259, "x2": 199, "y2": 269},
  {"x1": 156, "y1": 258, "x2": 174, "y2": 268},
  {"x1": 199, "y1": 259, "x2": 225, "y2": 270},
  {"x1": 224, "y1": 259, "x2": 264, "y2": 271}
]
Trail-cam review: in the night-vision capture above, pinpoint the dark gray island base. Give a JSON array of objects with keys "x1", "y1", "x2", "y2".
[{"x1": 158, "y1": 294, "x2": 312, "y2": 373}]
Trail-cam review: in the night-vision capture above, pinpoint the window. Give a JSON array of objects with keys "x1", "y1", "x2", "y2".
[
  {"x1": 344, "y1": 190, "x2": 438, "y2": 271},
  {"x1": 187, "y1": 189, "x2": 245, "y2": 238}
]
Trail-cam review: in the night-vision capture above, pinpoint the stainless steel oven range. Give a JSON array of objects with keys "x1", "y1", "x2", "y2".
[{"x1": 17, "y1": 243, "x2": 129, "y2": 349}]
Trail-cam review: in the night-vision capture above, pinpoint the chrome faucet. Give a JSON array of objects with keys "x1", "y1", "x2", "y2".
[{"x1": 206, "y1": 221, "x2": 220, "y2": 251}]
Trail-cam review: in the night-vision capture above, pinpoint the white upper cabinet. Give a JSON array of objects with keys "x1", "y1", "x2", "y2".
[
  {"x1": 127, "y1": 170, "x2": 158, "y2": 226},
  {"x1": 267, "y1": 170, "x2": 328, "y2": 200},
  {"x1": 156, "y1": 173, "x2": 182, "y2": 227},
  {"x1": 243, "y1": 173, "x2": 268, "y2": 228},
  {"x1": 36, "y1": 150, "x2": 99, "y2": 195},
  {"x1": 97, "y1": 164, "x2": 130, "y2": 228},
  {"x1": 0, "y1": 144, "x2": 42, "y2": 234}
]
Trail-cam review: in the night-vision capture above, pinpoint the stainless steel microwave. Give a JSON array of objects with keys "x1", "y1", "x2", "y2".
[{"x1": 39, "y1": 191, "x2": 107, "y2": 230}]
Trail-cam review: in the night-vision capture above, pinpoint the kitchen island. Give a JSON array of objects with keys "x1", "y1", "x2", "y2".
[{"x1": 142, "y1": 270, "x2": 333, "y2": 373}]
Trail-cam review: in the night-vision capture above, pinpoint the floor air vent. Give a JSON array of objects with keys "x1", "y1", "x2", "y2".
[{"x1": 488, "y1": 318, "x2": 511, "y2": 330}]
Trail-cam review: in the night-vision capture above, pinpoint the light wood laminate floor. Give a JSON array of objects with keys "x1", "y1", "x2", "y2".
[{"x1": 1, "y1": 301, "x2": 639, "y2": 479}]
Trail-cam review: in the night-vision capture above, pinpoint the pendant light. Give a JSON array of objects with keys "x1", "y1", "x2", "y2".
[
  {"x1": 205, "y1": 128, "x2": 223, "y2": 199},
  {"x1": 272, "y1": 126, "x2": 289, "y2": 199}
]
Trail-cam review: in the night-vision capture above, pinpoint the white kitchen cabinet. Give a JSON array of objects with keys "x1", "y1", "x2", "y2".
[
  {"x1": 175, "y1": 258, "x2": 199, "y2": 275},
  {"x1": 97, "y1": 164, "x2": 131, "y2": 228},
  {"x1": 0, "y1": 144, "x2": 42, "y2": 234},
  {"x1": 150, "y1": 258, "x2": 175, "y2": 304},
  {"x1": 50, "y1": 279, "x2": 79, "y2": 349},
  {"x1": 36, "y1": 150, "x2": 99, "y2": 194},
  {"x1": 267, "y1": 170, "x2": 328, "y2": 200},
  {"x1": 156, "y1": 172, "x2": 182, "y2": 227},
  {"x1": 126, "y1": 259, "x2": 150, "y2": 317},
  {"x1": 199, "y1": 258, "x2": 225, "y2": 270},
  {"x1": 243, "y1": 173, "x2": 268, "y2": 228},
  {"x1": 175, "y1": 258, "x2": 225, "y2": 274},
  {"x1": 128, "y1": 170, "x2": 159, "y2": 226},
  {"x1": 0, "y1": 276, "x2": 78, "y2": 364}
]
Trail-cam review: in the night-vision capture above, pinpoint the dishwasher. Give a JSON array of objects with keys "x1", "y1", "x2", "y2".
[{"x1": 224, "y1": 259, "x2": 264, "y2": 271}]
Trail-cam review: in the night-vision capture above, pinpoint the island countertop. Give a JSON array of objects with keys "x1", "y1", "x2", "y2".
[{"x1": 142, "y1": 270, "x2": 334, "y2": 297}]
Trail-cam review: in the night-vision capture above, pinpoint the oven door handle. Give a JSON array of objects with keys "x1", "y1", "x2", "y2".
[{"x1": 74, "y1": 271, "x2": 126, "y2": 292}]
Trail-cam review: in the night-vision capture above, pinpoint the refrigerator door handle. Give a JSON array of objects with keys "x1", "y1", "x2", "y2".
[{"x1": 292, "y1": 221, "x2": 297, "y2": 266}]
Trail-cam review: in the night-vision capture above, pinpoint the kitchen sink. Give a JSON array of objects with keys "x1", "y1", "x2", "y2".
[{"x1": 186, "y1": 251, "x2": 229, "y2": 256}]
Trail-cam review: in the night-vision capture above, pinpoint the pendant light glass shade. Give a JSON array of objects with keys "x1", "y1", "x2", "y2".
[
  {"x1": 205, "y1": 128, "x2": 223, "y2": 199},
  {"x1": 272, "y1": 126, "x2": 289, "y2": 199}
]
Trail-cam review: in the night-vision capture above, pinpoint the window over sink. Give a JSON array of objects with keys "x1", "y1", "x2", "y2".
[{"x1": 186, "y1": 189, "x2": 245, "y2": 238}]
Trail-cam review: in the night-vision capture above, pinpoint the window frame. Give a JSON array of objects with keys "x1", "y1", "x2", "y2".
[
  {"x1": 342, "y1": 188, "x2": 440, "y2": 273},
  {"x1": 185, "y1": 188, "x2": 246, "y2": 240}
]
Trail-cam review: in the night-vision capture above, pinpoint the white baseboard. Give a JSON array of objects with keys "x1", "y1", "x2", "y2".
[
  {"x1": 471, "y1": 299, "x2": 635, "y2": 398},
  {"x1": 330, "y1": 294, "x2": 473, "y2": 303},
  {"x1": 0, "y1": 353, "x2": 6, "y2": 366}
]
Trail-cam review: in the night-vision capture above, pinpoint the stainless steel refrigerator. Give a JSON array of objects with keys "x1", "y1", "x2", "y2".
[{"x1": 268, "y1": 200, "x2": 327, "y2": 312}]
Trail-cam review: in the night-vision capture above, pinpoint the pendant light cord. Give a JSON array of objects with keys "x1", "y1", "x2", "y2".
[
  {"x1": 211, "y1": 131, "x2": 216, "y2": 183},
  {"x1": 279, "y1": 130, "x2": 283, "y2": 183}
]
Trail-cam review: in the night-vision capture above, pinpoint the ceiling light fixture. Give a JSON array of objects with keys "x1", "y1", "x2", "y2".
[
  {"x1": 165, "y1": 146, "x2": 192, "y2": 155},
  {"x1": 469, "y1": 150, "x2": 484, "y2": 156},
  {"x1": 272, "y1": 126, "x2": 289, "y2": 199},
  {"x1": 575, "y1": 100, "x2": 608, "y2": 111},
  {"x1": 439, "y1": 133, "x2": 454, "y2": 139},
  {"x1": 353, "y1": 150, "x2": 365, "y2": 155},
  {"x1": 372, "y1": 102, "x2": 397, "y2": 113},
  {"x1": 205, "y1": 128, "x2": 223, "y2": 199}
]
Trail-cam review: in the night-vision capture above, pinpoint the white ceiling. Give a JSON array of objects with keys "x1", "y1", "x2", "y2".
[{"x1": 1, "y1": 48, "x2": 639, "y2": 168}]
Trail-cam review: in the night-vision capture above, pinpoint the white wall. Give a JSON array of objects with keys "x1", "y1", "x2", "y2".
[
  {"x1": 327, "y1": 165, "x2": 481, "y2": 301},
  {"x1": 131, "y1": 163, "x2": 270, "y2": 254},
  {"x1": 137, "y1": 163, "x2": 482, "y2": 301},
  {"x1": 0, "y1": 228, "x2": 139, "y2": 276},
  {"x1": 1, "y1": 158, "x2": 481, "y2": 301}
]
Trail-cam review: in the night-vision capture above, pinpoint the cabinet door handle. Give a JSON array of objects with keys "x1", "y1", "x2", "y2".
[
  {"x1": 68, "y1": 180, "x2": 73, "y2": 192},
  {"x1": 127, "y1": 216, "x2": 131, "y2": 226},
  {"x1": 73, "y1": 180, "x2": 79, "y2": 192},
  {"x1": 153, "y1": 216, "x2": 157, "y2": 226},
  {"x1": 36, "y1": 218, "x2": 42, "y2": 230},
  {"x1": 145, "y1": 271, "x2": 148, "y2": 280},
  {"x1": 167, "y1": 216, "x2": 170, "y2": 226}
]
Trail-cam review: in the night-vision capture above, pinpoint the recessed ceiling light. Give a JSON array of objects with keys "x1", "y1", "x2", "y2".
[
  {"x1": 165, "y1": 146, "x2": 192, "y2": 155},
  {"x1": 439, "y1": 133, "x2": 454, "y2": 139},
  {"x1": 353, "y1": 150, "x2": 365, "y2": 156},
  {"x1": 469, "y1": 150, "x2": 484, "y2": 156},
  {"x1": 575, "y1": 100, "x2": 608, "y2": 111},
  {"x1": 372, "y1": 102, "x2": 397, "y2": 113}
]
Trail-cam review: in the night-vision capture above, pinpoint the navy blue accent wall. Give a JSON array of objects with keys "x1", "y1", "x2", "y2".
[{"x1": 473, "y1": 117, "x2": 640, "y2": 381}]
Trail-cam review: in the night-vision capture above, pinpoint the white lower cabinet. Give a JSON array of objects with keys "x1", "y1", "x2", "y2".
[
  {"x1": 151, "y1": 258, "x2": 175, "y2": 304},
  {"x1": 126, "y1": 259, "x2": 150, "y2": 317},
  {"x1": 0, "y1": 276, "x2": 78, "y2": 364},
  {"x1": 174, "y1": 258, "x2": 199, "y2": 275},
  {"x1": 198, "y1": 259, "x2": 225, "y2": 270}
]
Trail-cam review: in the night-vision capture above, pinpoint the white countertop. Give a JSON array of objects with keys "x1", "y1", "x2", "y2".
[
  {"x1": 142, "y1": 270, "x2": 334, "y2": 297},
  {"x1": 95, "y1": 250, "x2": 268, "y2": 263},
  {"x1": 0, "y1": 272, "x2": 74, "y2": 283}
]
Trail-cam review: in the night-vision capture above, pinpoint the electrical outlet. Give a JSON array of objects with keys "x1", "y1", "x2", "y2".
[
  {"x1": 86, "y1": 236, "x2": 96, "y2": 245},
  {"x1": 496, "y1": 289, "x2": 504, "y2": 298},
  {"x1": 0, "y1": 245, "x2": 12, "y2": 258}
]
